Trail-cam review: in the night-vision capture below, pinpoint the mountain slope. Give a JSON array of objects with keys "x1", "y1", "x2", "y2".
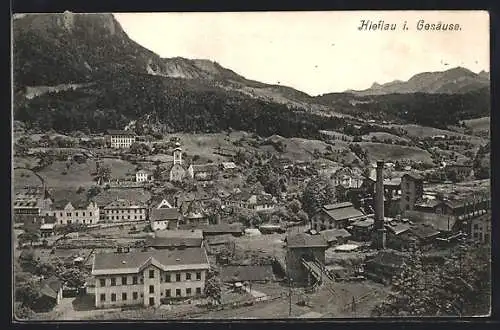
[
  {"x1": 12, "y1": 12, "x2": 315, "y2": 108},
  {"x1": 344, "y1": 67, "x2": 490, "y2": 95}
]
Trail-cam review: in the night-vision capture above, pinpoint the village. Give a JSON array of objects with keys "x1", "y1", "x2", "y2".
[{"x1": 13, "y1": 125, "x2": 491, "y2": 320}]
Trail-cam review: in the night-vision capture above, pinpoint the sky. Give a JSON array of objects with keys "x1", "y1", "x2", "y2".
[{"x1": 114, "y1": 11, "x2": 489, "y2": 96}]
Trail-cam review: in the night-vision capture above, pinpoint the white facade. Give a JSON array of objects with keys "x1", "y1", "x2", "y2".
[
  {"x1": 108, "y1": 133, "x2": 136, "y2": 149},
  {"x1": 151, "y1": 220, "x2": 169, "y2": 231},
  {"x1": 102, "y1": 201, "x2": 147, "y2": 222},
  {"x1": 92, "y1": 251, "x2": 210, "y2": 308},
  {"x1": 136, "y1": 171, "x2": 148, "y2": 183},
  {"x1": 41, "y1": 201, "x2": 100, "y2": 225}
]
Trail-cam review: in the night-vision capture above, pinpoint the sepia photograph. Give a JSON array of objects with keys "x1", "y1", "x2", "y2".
[{"x1": 11, "y1": 10, "x2": 491, "y2": 321}]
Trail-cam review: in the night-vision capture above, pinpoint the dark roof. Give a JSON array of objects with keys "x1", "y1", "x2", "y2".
[
  {"x1": 200, "y1": 223, "x2": 244, "y2": 234},
  {"x1": 39, "y1": 276, "x2": 62, "y2": 299},
  {"x1": 320, "y1": 203, "x2": 365, "y2": 222},
  {"x1": 385, "y1": 222, "x2": 411, "y2": 235},
  {"x1": 145, "y1": 236, "x2": 202, "y2": 248},
  {"x1": 191, "y1": 164, "x2": 219, "y2": 173},
  {"x1": 23, "y1": 215, "x2": 57, "y2": 231},
  {"x1": 220, "y1": 265, "x2": 274, "y2": 282},
  {"x1": 403, "y1": 172, "x2": 423, "y2": 181},
  {"x1": 323, "y1": 202, "x2": 353, "y2": 210},
  {"x1": 205, "y1": 234, "x2": 234, "y2": 245},
  {"x1": 150, "y1": 208, "x2": 181, "y2": 221},
  {"x1": 410, "y1": 224, "x2": 441, "y2": 239},
  {"x1": 92, "y1": 247, "x2": 209, "y2": 272},
  {"x1": 415, "y1": 199, "x2": 442, "y2": 209},
  {"x1": 287, "y1": 233, "x2": 328, "y2": 248},
  {"x1": 320, "y1": 229, "x2": 352, "y2": 243},
  {"x1": 106, "y1": 129, "x2": 135, "y2": 136},
  {"x1": 104, "y1": 199, "x2": 146, "y2": 209},
  {"x1": 352, "y1": 218, "x2": 374, "y2": 228},
  {"x1": 411, "y1": 216, "x2": 456, "y2": 233},
  {"x1": 367, "y1": 251, "x2": 405, "y2": 268}
]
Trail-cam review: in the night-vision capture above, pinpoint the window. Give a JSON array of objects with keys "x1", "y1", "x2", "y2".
[
  {"x1": 149, "y1": 297, "x2": 155, "y2": 306},
  {"x1": 149, "y1": 270, "x2": 155, "y2": 279},
  {"x1": 186, "y1": 288, "x2": 192, "y2": 296},
  {"x1": 67, "y1": 212, "x2": 71, "y2": 216},
  {"x1": 176, "y1": 273, "x2": 181, "y2": 282},
  {"x1": 196, "y1": 287, "x2": 202, "y2": 295},
  {"x1": 111, "y1": 278, "x2": 116, "y2": 286},
  {"x1": 83, "y1": 212, "x2": 86, "y2": 216},
  {"x1": 133, "y1": 292, "x2": 138, "y2": 300},
  {"x1": 122, "y1": 292, "x2": 127, "y2": 301},
  {"x1": 176, "y1": 289, "x2": 181, "y2": 297},
  {"x1": 165, "y1": 274, "x2": 171, "y2": 282},
  {"x1": 133, "y1": 276, "x2": 138, "y2": 285},
  {"x1": 100, "y1": 293, "x2": 106, "y2": 302},
  {"x1": 122, "y1": 276, "x2": 127, "y2": 285},
  {"x1": 165, "y1": 289, "x2": 171, "y2": 297},
  {"x1": 196, "y1": 272, "x2": 202, "y2": 280},
  {"x1": 76, "y1": 212, "x2": 79, "y2": 216},
  {"x1": 111, "y1": 293, "x2": 116, "y2": 302},
  {"x1": 474, "y1": 224, "x2": 479, "y2": 230},
  {"x1": 99, "y1": 279, "x2": 106, "y2": 287},
  {"x1": 186, "y1": 273, "x2": 192, "y2": 281},
  {"x1": 149, "y1": 285, "x2": 154, "y2": 294}
]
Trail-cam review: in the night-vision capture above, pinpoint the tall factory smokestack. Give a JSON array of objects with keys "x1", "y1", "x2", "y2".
[{"x1": 375, "y1": 160, "x2": 386, "y2": 250}]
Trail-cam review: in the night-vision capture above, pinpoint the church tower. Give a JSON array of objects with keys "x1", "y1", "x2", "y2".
[{"x1": 173, "y1": 142, "x2": 183, "y2": 165}]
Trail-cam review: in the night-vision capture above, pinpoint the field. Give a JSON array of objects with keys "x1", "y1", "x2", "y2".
[
  {"x1": 37, "y1": 161, "x2": 95, "y2": 188},
  {"x1": 383, "y1": 124, "x2": 486, "y2": 146},
  {"x1": 362, "y1": 132, "x2": 410, "y2": 143},
  {"x1": 463, "y1": 116, "x2": 490, "y2": 131},
  {"x1": 359, "y1": 142, "x2": 433, "y2": 164}
]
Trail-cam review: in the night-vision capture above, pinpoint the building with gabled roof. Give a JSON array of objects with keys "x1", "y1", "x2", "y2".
[
  {"x1": 311, "y1": 202, "x2": 365, "y2": 231},
  {"x1": 23, "y1": 214, "x2": 57, "y2": 233},
  {"x1": 102, "y1": 199, "x2": 147, "y2": 222},
  {"x1": 149, "y1": 208, "x2": 182, "y2": 231},
  {"x1": 188, "y1": 163, "x2": 219, "y2": 181},
  {"x1": 41, "y1": 198, "x2": 99, "y2": 225},
  {"x1": 91, "y1": 247, "x2": 210, "y2": 308},
  {"x1": 106, "y1": 130, "x2": 136, "y2": 149}
]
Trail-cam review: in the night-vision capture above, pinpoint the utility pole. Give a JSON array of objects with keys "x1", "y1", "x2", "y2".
[{"x1": 289, "y1": 277, "x2": 293, "y2": 316}]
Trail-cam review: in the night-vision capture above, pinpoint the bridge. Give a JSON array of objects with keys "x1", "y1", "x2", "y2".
[{"x1": 301, "y1": 258, "x2": 337, "y2": 297}]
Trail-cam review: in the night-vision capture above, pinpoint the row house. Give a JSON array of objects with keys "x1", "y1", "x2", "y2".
[
  {"x1": 102, "y1": 199, "x2": 148, "y2": 222},
  {"x1": 106, "y1": 130, "x2": 136, "y2": 149},
  {"x1": 41, "y1": 199, "x2": 100, "y2": 225},
  {"x1": 91, "y1": 247, "x2": 210, "y2": 308}
]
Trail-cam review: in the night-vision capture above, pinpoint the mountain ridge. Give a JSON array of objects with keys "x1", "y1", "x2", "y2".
[{"x1": 343, "y1": 67, "x2": 490, "y2": 96}]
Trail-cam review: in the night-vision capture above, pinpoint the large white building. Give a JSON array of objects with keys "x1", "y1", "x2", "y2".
[
  {"x1": 41, "y1": 200, "x2": 100, "y2": 225},
  {"x1": 102, "y1": 199, "x2": 148, "y2": 222},
  {"x1": 106, "y1": 130, "x2": 136, "y2": 149},
  {"x1": 91, "y1": 247, "x2": 210, "y2": 308}
]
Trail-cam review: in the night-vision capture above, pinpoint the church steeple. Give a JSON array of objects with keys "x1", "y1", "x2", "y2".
[{"x1": 173, "y1": 142, "x2": 183, "y2": 165}]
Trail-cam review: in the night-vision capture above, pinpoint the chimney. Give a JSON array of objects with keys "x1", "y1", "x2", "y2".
[{"x1": 375, "y1": 160, "x2": 386, "y2": 250}]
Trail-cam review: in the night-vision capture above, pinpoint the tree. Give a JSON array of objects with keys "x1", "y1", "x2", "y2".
[
  {"x1": 16, "y1": 281, "x2": 41, "y2": 309},
  {"x1": 129, "y1": 142, "x2": 151, "y2": 155},
  {"x1": 96, "y1": 164, "x2": 111, "y2": 184},
  {"x1": 372, "y1": 244, "x2": 491, "y2": 317},
  {"x1": 297, "y1": 210, "x2": 309, "y2": 224},
  {"x1": 18, "y1": 231, "x2": 40, "y2": 247},
  {"x1": 204, "y1": 269, "x2": 222, "y2": 305},
  {"x1": 302, "y1": 177, "x2": 336, "y2": 216},
  {"x1": 59, "y1": 267, "x2": 86, "y2": 288},
  {"x1": 287, "y1": 199, "x2": 302, "y2": 214},
  {"x1": 86, "y1": 186, "x2": 101, "y2": 200}
]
